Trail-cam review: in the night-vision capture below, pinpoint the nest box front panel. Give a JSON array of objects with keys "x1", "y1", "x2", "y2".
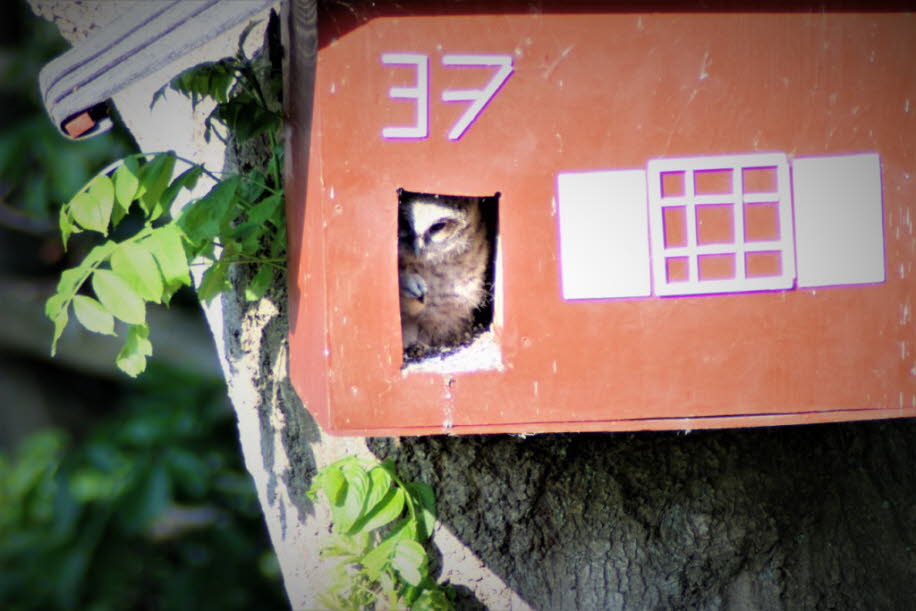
[{"x1": 288, "y1": 11, "x2": 916, "y2": 435}]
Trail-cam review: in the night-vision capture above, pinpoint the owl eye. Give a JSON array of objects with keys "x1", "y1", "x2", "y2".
[{"x1": 428, "y1": 221, "x2": 449, "y2": 235}]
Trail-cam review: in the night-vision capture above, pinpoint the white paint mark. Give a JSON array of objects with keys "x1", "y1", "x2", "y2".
[
  {"x1": 698, "y1": 51, "x2": 710, "y2": 81},
  {"x1": 442, "y1": 378, "x2": 454, "y2": 431},
  {"x1": 533, "y1": 380, "x2": 539, "y2": 398},
  {"x1": 552, "y1": 360, "x2": 558, "y2": 374},
  {"x1": 905, "y1": 98, "x2": 911, "y2": 113},
  {"x1": 329, "y1": 186, "x2": 335, "y2": 200},
  {"x1": 330, "y1": 82, "x2": 336, "y2": 94},
  {"x1": 542, "y1": 45, "x2": 574, "y2": 80}
]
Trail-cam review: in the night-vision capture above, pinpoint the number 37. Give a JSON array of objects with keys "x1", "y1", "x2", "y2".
[{"x1": 381, "y1": 53, "x2": 514, "y2": 141}]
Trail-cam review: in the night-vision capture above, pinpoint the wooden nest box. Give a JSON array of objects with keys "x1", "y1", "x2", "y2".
[{"x1": 286, "y1": 4, "x2": 916, "y2": 436}]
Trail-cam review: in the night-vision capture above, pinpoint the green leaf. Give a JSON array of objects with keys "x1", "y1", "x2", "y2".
[
  {"x1": 244, "y1": 265, "x2": 273, "y2": 301},
  {"x1": 112, "y1": 158, "x2": 140, "y2": 211},
  {"x1": 69, "y1": 174, "x2": 115, "y2": 234},
  {"x1": 361, "y1": 537, "x2": 397, "y2": 581},
  {"x1": 230, "y1": 222, "x2": 264, "y2": 254},
  {"x1": 392, "y1": 540, "x2": 427, "y2": 587},
  {"x1": 160, "y1": 165, "x2": 203, "y2": 213},
  {"x1": 338, "y1": 461, "x2": 370, "y2": 533},
  {"x1": 406, "y1": 481, "x2": 437, "y2": 540},
  {"x1": 59, "y1": 211, "x2": 78, "y2": 247},
  {"x1": 111, "y1": 242, "x2": 164, "y2": 303},
  {"x1": 412, "y1": 588, "x2": 453, "y2": 611},
  {"x1": 116, "y1": 324, "x2": 152, "y2": 377},
  {"x1": 92, "y1": 269, "x2": 146, "y2": 325},
  {"x1": 360, "y1": 517, "x2": 418, "y2": 582},
  {"x1": 177, "y1": 174, "x2": 241, "y2": 242},
  {"x1": 146, "y1": 224, "x2": 192, "y2": 299},
  {"x1": 196, "y1": 260, "x2": 230, "y2": 304},
  {"x1": 81, "y1": 239, "x2": 119, "y2": 271},
  {"x1": 47, "y1": 296, "x2": 69, "y2": 357},
  {"x1": 355, "y1": 487, "x2": 405, "y2": 534},
  {"x1": 239, "y1": 171, "x2": 266, "y2": 203},
  {"x1": 170, "y1": 59, "x2": 235, "y2": 106},
  {"x1": 47, "y1": 263, "x2": 98, "y2": 355},
  {"x1": 47, "y1": 272, "x2": 74, "y2": 318},
  {"x1": 247, "y1": 192, "x2": 282, "y2": 225},
  {"x1": 72, "y1": 295, "x2": 116, "y2": 336},
  {"x1": 137, "y1": 152, "x2": 176, "y2": 218},
  {"x1": 365, "y1": 466, "x2": 393, "y2": 514},
  {"x1": 314, "y1": 465, "x2": 345, "y2": 505}
]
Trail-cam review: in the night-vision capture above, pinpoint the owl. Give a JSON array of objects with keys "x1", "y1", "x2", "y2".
[{"x1": 397, "y1": 190, "x2": 495, "y2": 354}]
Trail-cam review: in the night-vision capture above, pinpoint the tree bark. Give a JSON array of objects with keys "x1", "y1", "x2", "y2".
[{"x1": 29, "y1": 2, "x2": 916, "y2": 610}]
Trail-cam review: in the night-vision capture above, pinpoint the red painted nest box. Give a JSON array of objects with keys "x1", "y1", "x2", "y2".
[{"x1": 286, "y1": 4, "x2": 916, "y2": 436}]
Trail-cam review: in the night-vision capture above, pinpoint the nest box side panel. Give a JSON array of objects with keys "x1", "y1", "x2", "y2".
[{"x1": 288, "y1": 95, "x2": 335, "y2": 429}]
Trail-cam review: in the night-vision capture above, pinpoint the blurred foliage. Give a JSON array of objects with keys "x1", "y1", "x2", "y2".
[
  {"x1": 0, "y1": 366, "x2": 287, "y2": 611},
  {"x1": 0, "y1": 4, "x2": 133, "y2": 221},
  {"x1": 0, "y1": 7, "x2": 287, "y2": 610}
]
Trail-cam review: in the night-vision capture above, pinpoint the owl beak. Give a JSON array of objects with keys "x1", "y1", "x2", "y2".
[{"x1": 412, "y1": 237, "x2": 424, "y2": 257}]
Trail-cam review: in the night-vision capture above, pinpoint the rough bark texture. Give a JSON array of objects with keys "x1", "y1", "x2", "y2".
[
  {"x1": 29, "y1": 2, "x2": 916, "y2": 610},
  {"x1": 372, "y1": 421, "x2": 916, "y2": 609}
]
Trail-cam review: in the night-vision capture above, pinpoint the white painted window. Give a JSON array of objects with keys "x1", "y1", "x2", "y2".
[
  {"x1": 792, "y1": 153, "x2": 885, "y2": 288},
  {"x1": 556, "y1": 170, "x2": 651, "y2": 300},
  {"x1": 557, "y1": 152, "x2": 885, "y2": 300},
  {"x1": 646, "y1": 153, "x2": 796, "y2": 296}
]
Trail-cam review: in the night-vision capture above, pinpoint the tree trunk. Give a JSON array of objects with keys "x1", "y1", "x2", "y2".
[{"x1": 29, "y1": 2, "x2": 916, "y2": 609}]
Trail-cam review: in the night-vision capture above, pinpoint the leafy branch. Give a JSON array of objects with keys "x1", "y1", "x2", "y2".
[
  {"x1": 45, "y1": 28, "x2": 285, "y2": 377},
  {"x1": 308, "y1": 457, "x2": 454, "y2": 610}
]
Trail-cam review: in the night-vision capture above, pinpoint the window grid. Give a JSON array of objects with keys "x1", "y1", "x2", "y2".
[{"x1": 647, "y1": 153, "x2": 795, "y2": 296}]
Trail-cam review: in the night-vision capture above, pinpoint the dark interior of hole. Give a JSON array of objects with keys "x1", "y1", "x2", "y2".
[{"x1": 397, "y1": 189, "x2": 500, "y2": 363}]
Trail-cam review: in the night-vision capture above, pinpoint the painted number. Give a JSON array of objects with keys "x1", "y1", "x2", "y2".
[
  {"x1": 381, "y1": 53, "x2": 513, "y2": 141},
  {"x1": 380, "y1": 53, "x2": 429, "y2": 139}
]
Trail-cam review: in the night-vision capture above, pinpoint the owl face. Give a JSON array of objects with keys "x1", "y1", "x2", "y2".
[{"x1": 398, "y1": 196, "x2": 478, "y2": 263}]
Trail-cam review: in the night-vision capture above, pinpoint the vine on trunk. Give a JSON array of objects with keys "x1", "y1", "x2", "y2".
[{"x1": 45, "y1": 24, "x2": 284, "y2": 377}]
